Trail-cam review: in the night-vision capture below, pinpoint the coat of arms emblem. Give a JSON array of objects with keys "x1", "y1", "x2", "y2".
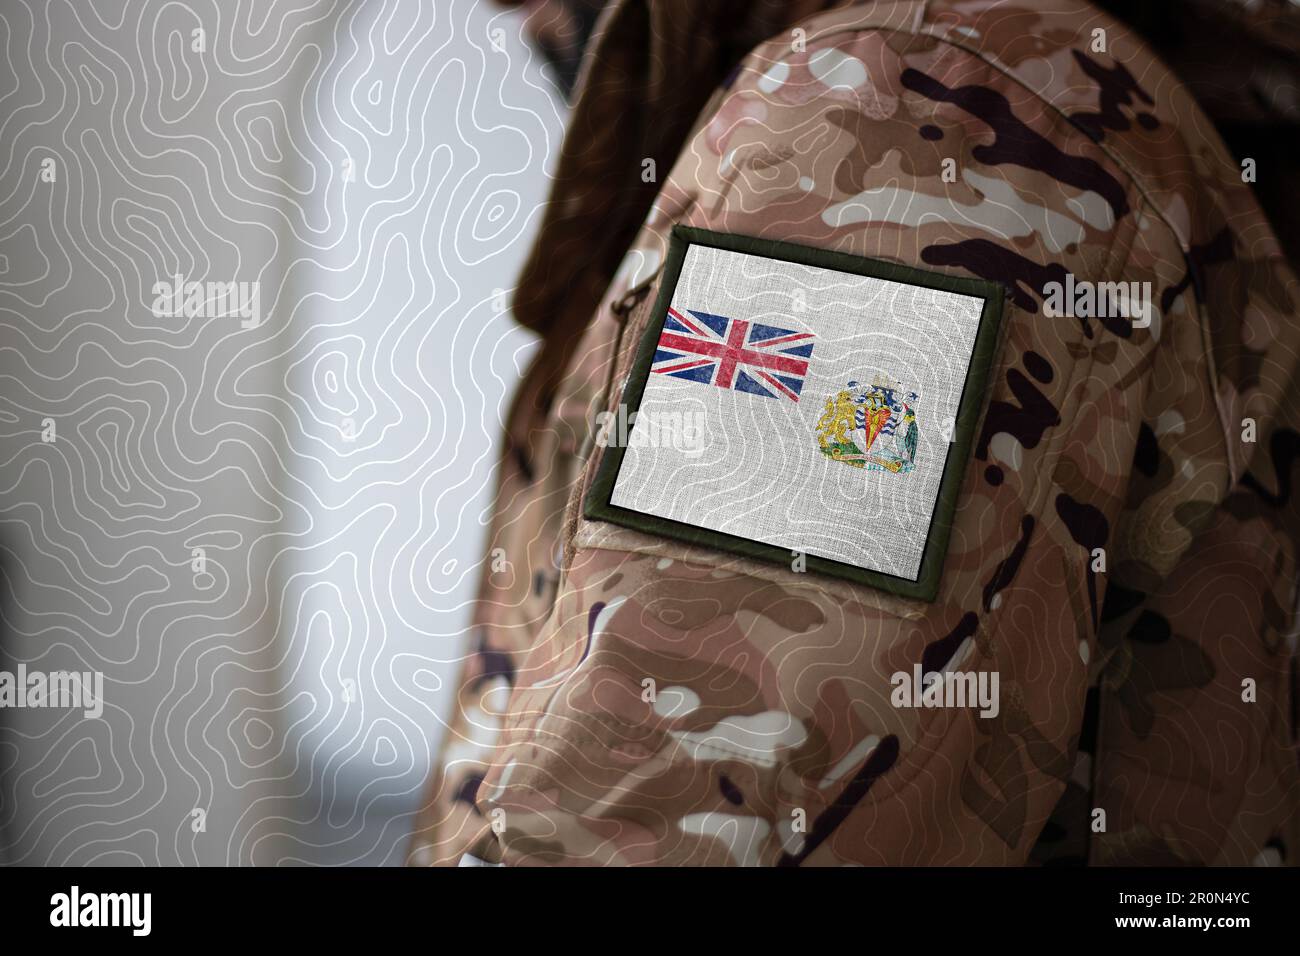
[{"x1": 815, "y1": 377, "x2": 919, "y2": 473}]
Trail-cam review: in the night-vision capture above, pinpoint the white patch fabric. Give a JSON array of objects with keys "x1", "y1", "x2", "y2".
[{"x1": 605, "y1": 237, "x2": 994, "y2": 585}]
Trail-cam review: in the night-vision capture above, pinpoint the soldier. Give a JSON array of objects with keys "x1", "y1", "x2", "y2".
[{"x1": 410, "y1": 0, "x2": 1300, "y2": 866}]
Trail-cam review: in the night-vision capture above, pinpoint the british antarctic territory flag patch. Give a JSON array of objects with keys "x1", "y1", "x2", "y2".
[{"x1": 585, "y1": 226, "x2": 1004, "y2": 601}]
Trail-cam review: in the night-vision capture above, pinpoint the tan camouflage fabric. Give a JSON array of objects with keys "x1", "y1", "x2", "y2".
[{"x1": 410, "y1": 0, "x2": 1300, "y2": 866}]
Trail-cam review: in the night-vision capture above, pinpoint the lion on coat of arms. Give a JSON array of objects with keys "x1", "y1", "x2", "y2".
[{"x1": 815, "y1": 378, "x2": 919, "y2": 474}]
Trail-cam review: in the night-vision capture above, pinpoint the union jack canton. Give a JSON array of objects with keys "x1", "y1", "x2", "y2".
[{"x1": 651, "y1": 307, "x2": 815, "y2": 401}]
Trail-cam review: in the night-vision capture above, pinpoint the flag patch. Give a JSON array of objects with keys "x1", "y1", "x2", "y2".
[{"x1": 585, "y1": 226, "x2": 1005, "y2": 601}]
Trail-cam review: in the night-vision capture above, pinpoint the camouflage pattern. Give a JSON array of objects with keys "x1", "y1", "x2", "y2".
[{"x1": 409, "y1": 0, "x2": 1300, "y2": 866}]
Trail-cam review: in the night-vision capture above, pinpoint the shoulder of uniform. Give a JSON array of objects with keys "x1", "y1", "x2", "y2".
[{"x1": 719, "y1": 0, "x2": 1239, "y2": 254}]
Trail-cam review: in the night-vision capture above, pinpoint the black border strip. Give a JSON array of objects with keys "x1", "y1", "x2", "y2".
[{"x1": 583, "y1": 225, "x2": 1005, "y2": 602}]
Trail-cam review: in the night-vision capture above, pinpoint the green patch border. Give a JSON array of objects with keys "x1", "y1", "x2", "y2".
[{"x1": 583, "y1": 225, "x2": 1005, "y2": 602}]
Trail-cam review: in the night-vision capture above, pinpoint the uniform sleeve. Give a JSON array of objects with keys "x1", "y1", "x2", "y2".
[{"x1": 418, "y1": 4, "x2": 1300, "y2": 866}]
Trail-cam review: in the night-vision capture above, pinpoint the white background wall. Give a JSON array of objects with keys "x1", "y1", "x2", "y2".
[{"x1": 0, "y1": 0, "x2": 561, "y2": 865}]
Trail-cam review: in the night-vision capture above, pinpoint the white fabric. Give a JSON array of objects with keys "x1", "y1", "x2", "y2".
[{"x1": 610, "y1": 244, "x2": 986, "y2": 581}]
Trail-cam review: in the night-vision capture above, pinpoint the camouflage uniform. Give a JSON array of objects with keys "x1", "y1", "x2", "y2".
[{"x1": 410, "y1": 0, "x2": 1300, "y2": 866}]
